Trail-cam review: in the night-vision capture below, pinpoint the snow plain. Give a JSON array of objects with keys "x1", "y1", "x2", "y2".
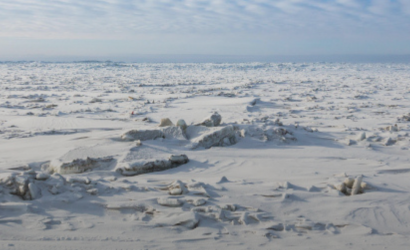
[{"x1": 0, "y1": 61, "x2": 410, "y2": 249}]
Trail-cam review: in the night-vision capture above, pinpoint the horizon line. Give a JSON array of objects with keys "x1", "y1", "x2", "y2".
[{"x1": 2, "y1": 54, "x2": 410, "y2": 64}]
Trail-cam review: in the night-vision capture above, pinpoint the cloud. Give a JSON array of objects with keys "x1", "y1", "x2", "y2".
[
  {"x1": 368, "y1": 0, "x2": 393, "y2": 15},
  {"x1": 336, "y1": 0, "x2": 362, "y2": 9},
  {"x1": 0, "y1": 1, "x2": 406, "y2": 36},
  {"x1": 398, "y1": 0, "x2": 410, "y2": 15},
  {"x1": 0, "y1": 0, "x2": 408, "y2": 50}
]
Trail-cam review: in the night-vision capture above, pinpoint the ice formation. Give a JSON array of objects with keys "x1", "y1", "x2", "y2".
[
  {"x1": 190, "y1": 125, "x2": 239, "y2": 149},
  {"x1": 121, "y1": 126, "x2": 187, "y2": 141},
  {"x1": 329, "y1": 174, "x2": 370, "y2": 196},
  {"x1": 157, "y1": 197, "x2": 183, "y2": 207},
  {"x1": 121, "y1": 129, "x2": 165, "y2": 141},
  {"x1": 176, "y1": 119, "x2": 187, "y2": 130},
  {"x1": 115, "y1": 154, "x2": 189, "y2": 176},
  {"x1": 48, "y1": 157, "x2": 114, "y2": 174},
  {"x1": 158, "y1": 118, "x2": 174, "y2": 127},
  {"x1": 198, "y1": 112, "x2": 222, "y2": 127}
]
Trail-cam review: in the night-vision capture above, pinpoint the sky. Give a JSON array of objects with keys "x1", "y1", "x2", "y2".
[{"x1": 0, "y1": 0, "x2": 410, "y2": 61}]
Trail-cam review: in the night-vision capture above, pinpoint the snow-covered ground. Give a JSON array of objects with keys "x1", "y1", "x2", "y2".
[{"x1": 1, "y1": 62, "x2": 410, "y2": 249}]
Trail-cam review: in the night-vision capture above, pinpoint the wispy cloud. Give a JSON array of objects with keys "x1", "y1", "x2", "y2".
[
  {"x1": 0, "y1": 0, "x2": 408, "y2": 40},
  {"x1": 0, "y1": 0, "x2": 409, "y2": 57}
]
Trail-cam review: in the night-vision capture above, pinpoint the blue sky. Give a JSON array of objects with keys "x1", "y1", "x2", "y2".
[{"x1": 0, "y1": 0, "x2": 409, "y2": 60}]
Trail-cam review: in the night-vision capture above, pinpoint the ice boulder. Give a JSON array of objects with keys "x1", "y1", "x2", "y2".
[
  {"x1": 199, "y1": 112, "x2": 222, "y2": 127},
  {"x1": 28, "y1": 182, "x2": 41, "y2": 200},
  {"x1": 89, "y1": 98, "x2": 102, "y2": 103},
  {"x1": 121, "y1": 129, "x2": 165, "y2": 141},
  {"x1": 398, "y1": 113, "x2": 410, "y2": 122},
  {"x1": 158, "y1": 118, "x2": 174, "y2": 127},
  {"x1": 357, "y1": 132, "x2": 366, "y2": 141},
  {"x1": 157, "y1": 197, "x2": 183, "y2": 207},
  {"x1": 176, "y1": 119, "x2": 187, "y2": 130},
  {"x1": 122, "y1": 127, "x2": 188, "y2": 141},
  {"x1": 383, "y1": 137, "x2": 396, "y2": 146},
  {"x1": 154, "y1": 211, "x2": 199, "y2": 229},
  {"x1": 48, "y1": 157, "x2": 114, "y2": 174},
  {"x1": 169, "y1": 155, "x2": 189, "y2": 165},
  {"x1": 386, "y1": 125, "x2": 398, "y2": 132},
  {"x1": 35, "y1": 172, "x2": 50, "y2": 181},
  {"x1": 1, "y1": 173, "x2": 43, "y2": 200},
  {"x1": 115, "y1": 154, "x2": 189, "y2": 176},
  {"x1": 189, "y1": 125, "x2": 238, "y2": 149},
  {"x1": 351, "y1": 175, "x2": 363, "y2": 195},
  {"x1": 161, "y1": 126, "x2": 187, "y2": 140},
  {"x1": 330, "y1": 173, "x2": 370, "y2": 196},
  {"x1": 163, "y1": 180, "x2": 189, "y2": 195}
]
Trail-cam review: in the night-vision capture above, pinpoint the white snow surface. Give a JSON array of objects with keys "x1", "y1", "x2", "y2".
[{"x1": 1, "y1": 62, "x2": 410, "y2": 249}]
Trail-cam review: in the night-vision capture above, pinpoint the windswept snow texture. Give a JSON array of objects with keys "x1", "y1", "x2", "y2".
[{"x1": 1, "y1": 62, "x2": 410, "y2": 249}]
